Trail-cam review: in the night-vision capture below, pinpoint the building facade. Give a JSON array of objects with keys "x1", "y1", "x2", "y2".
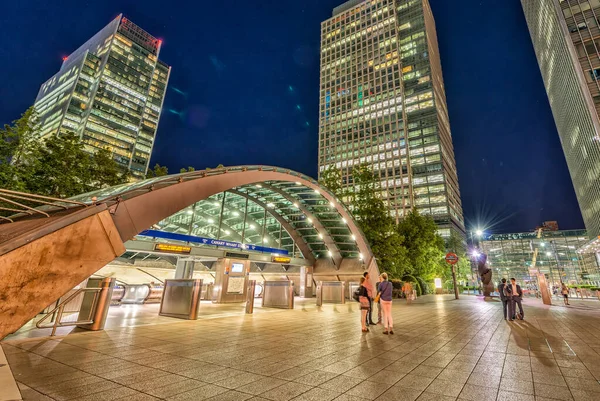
[
  {"x1": 521, "y1": 0, "x2": 600, "y2": 239},
  {"x1": 318, "y1": 0, "x2": 464, "y2": 238},
  {"x1": 480, "y1": 229, "x2": 600, "y2": 286},
  {"x1": 33, "y1": 15, "x2": 170, "y2": 178}
]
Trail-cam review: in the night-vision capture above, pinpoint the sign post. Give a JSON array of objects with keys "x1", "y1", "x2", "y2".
[{"x1": 445, "y1": 252, "x2": 460, "y2": 300}]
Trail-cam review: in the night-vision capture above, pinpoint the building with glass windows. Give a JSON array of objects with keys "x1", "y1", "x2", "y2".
[
  {"x1": 521, "y1": 0, "x2": 600, "y2": 239},
  {"x1": 480, "y1": 229, "x2": 600, "y2": 287},
  {"x1": 33, "y1": 14, "x2": 170, "y2": 179},
  {"x1": 318, "y1": 0, "x2": 464, "y2": 238}
]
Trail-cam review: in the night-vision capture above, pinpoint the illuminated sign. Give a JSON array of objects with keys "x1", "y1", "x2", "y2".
[
  {"x1": 154, "y1": 243, "x2": 191, "y2": 254},
  {"x1": 139, "y1": 230, "x2": 288, "y2": 255},
  {"x1": 272, "y1": 256, "x2": 292, "y2": 264}
]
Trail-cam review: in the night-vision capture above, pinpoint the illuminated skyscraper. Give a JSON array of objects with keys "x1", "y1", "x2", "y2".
[
  {"x1": 33, "y1": 14, "x2": 170, "y2": 178},
  {"x1": 318, "y1": 0, "x2": 464, "y2": 237},
  {"x1": 521, "y1": 0, "x2": 600, "y2": 239}
]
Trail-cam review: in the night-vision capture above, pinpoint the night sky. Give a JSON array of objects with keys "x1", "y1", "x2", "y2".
[{"x1": 0, "y1": 0, "x2": 585, "y2": 234}]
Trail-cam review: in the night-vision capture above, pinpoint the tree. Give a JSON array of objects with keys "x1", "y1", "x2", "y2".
[
  {"x1": 0, "y1": 107, "x2": 130, "y2": 199},
  {"x1": 179, "y1": 166, "x2": 195, "y2": 173},
  {"x1": 319, "y1": 166, "x2": 345, "y2": 199},
  {"x1": 397, "y1": 209, "x2": 447, "y2": 287},
  {"x1": 446, "y1": 231, "x2": 472, "y2": 283},
  {"x1": 25, "y1": 132, "x2": 94, "y2": 197},
  {"x1": 146, "y1": 163, "x2": 169, "y2": 178},
  {"x1": 91, "y1": 148, "x2": 130, "y2": 187},
  {"x1": 0, "y1": 107, "x2": 42, "y2": 191},
  {"x1": 351, "y1": 164, "x2": 406, "y2": 277}
]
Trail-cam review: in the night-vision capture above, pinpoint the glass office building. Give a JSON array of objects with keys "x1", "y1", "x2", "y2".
[
  {"x1": 521, "y1": 0, "x2": 600, "y2": 239},
  {"x1": 318, "y1": 0, "x2": 465, "y2": 238},
  {"x1": 33, "y1": 15, "x2": 171, "y2": 179},
  {"x1": 480, "y1": 230, "x2": 600, "y2": 286}
]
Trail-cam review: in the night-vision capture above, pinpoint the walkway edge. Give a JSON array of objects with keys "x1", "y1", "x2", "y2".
[{"x1": 0, "y1": 345, "x2": 21, "y2": 401}]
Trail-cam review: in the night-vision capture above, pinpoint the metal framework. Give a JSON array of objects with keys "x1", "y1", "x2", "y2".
[{"x1": 0, "y1": 166, "x2": 375, "y2": 268}]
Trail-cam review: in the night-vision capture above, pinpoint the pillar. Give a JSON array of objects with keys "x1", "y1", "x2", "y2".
[{"x1": 175, "y1": 259, "x2": 195, "y2": 279}]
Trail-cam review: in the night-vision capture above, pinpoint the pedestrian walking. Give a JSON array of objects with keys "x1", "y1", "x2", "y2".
[
  {"x1": 378, "y1": 273, "x2": 394, "y2": 335},
  {"x1": 498, "y1": 278, "x2": 509, "y2": 320},
  {"x1": 561, "y1": 282, "x2": 570, "y2": 305},
  {"x1": 507, "y1": 278, "x2": 524, "y2": 321},
  {"x1": 358, "y1": 277, "x2": 370, "y2": 332},
  {"x1": 376, "y1": 275, "x2": 383, "y2": 325},
  {"x1": 402, "y1": 281, "x2": 413, "y2": 304},
  {"x1": 363, "y1": 272, "x2": 374, "y2": 325}
]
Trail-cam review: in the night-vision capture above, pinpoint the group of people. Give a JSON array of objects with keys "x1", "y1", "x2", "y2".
[
  {"x1": 357, "y1": 271, "x2": 396, "y2": 334},
  {"x1": 498, "y1": 278, "x2": 525, "y2": 321}
]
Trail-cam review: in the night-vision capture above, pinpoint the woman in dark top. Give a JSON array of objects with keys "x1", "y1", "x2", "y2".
[{"x1": 358, "y1": 277, "x2": 370, "y2": 332}]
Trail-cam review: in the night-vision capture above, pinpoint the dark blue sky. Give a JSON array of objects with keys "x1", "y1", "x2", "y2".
[{"x1": 0, "y1": 0, "x2": 585, "y2": 234}]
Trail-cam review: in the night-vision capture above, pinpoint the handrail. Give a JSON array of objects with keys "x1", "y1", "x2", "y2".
[{"x1": 36, "y1": 286, "x2": 103, "y2": 336}]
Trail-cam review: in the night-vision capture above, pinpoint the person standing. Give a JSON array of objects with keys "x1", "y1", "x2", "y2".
[
  {"x1": 498, "y1": 278, "x2": 509, "y2": 320},
  {"x1": 378, "y1": 273, "x2": 394, "y2": 334},
  {"x1": 358, "y1": 277, "x2": 370, "y2": 332},
  {"x1": 507, "y1": 278, "x2": 524, "y2": 321},
  {"x1": 376, "y1": 275, "x2": 383, "y2": 325},
  {"x1": 561, "y1": 282, "x2": 570, "y2": 305},
  {"x1": 402, "y1": 281, "x2": 413, "y2": 304},
  {"x1": 363, "y1": 272, "x2": 374, "y2": 325}
]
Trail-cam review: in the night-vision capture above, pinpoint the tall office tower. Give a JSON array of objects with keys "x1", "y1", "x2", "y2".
[
  {"x1": 318, "y1": 0, "x2": 465, "y2": 238},
  {"x1": 33, "y1": 14, "x2": 171, "y2": 178},
  {"x1": 521, "y1": 0, "x2": 600, "y2": 239}
]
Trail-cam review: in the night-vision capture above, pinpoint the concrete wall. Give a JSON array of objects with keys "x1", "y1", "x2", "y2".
[{"x1": 0, "y1": 211, "x2": 125, "y2": 339}]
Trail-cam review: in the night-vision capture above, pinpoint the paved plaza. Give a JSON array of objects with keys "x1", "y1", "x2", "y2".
[{"x1": 3, "y1": 295, "x2": 600, "y2": 401}]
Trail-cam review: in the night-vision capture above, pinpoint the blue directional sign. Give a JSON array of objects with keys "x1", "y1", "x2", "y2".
[{"x1": 138, "y1": 229, "x2": 289, "y2": 255}]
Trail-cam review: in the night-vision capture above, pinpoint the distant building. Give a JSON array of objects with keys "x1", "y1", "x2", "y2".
[
  {"x1": 480, "y1": 229, "x2": 600, "y2": 285},
  {"x1": 521, "y1": 0, "x2": 600, "y2": 239},
  {"x1": 318, "y1": 0, "x2": 464, "y2": 238},
  {"x1": 33, "y1": 14, "x2": 170, "y2": 178},
  {"x1": 536, "y1": 221, "x2": 559, "y2": 232}
]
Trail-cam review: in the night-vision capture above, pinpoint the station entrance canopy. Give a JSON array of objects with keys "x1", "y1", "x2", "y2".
[{"x1": 0, "y1": 166, "x2": 377, "y2": 338}]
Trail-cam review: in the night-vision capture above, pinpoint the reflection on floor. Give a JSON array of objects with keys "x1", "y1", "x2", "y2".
[
  {"x1": 5, "y1": 298, "x2": 320, "y2": 341},
  {"x1": 4, "y1": 295, "x2": 600, "y2": 401}
]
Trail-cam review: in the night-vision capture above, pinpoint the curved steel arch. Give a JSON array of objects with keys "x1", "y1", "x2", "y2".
[
  {"x1": 228, "y1": 189, "x2": 316, "y2": 264},
  {"x1": 102, "y1": 168, "x2": 374, "y2": 268},
  {"x1": 258, "y1": 183, "x2": 343, "y2": 267}
]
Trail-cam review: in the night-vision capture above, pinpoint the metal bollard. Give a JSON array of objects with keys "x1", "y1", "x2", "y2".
[
  {"x1": 245, "y1": 280, "x2": 256, "y2": 314},
  {"x1": 288, "y1": 281, "x2": 295, "y2": 309},
  {"x1": 316, "y1": 281, "x2": 323, "y2": 306}
]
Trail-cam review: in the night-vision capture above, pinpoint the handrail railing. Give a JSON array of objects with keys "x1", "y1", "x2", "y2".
[{"x1": 36, "y1": 286, "x2": 103, "y2": 336}]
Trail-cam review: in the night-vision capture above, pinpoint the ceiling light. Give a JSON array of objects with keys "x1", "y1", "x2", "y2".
[
  {"x1": 351, "y1": 234, "x2": 356, "y2": 241},
  {"x1": 267, "y1": 203, "x2": 275, "y2": 208},
  {"x1": 318, "y1": 233, "x2": 323, "y2": 239},
  {"x1": 233, "y1": 211, "x2": 240, "y2": 217},
  {"x1": 207, "y1": 219, "x2": 215, "y2": 224}
]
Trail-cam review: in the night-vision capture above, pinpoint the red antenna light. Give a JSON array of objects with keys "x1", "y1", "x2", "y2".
[
  {"x1": 157, "y1": 39, "x2": 163, "y2": 45},
  {"x1": 62, "y1": 56, "x2": 68, "y2": 61}
]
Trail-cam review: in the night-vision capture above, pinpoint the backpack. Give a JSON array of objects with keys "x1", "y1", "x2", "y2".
[{"x1": 353, "y1": 288, "x2": 360, "y2": 302}]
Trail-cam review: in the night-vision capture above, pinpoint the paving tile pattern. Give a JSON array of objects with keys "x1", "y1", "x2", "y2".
[{"x1": 3, "y1": 296, "x2": 600, "y2": 400}]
